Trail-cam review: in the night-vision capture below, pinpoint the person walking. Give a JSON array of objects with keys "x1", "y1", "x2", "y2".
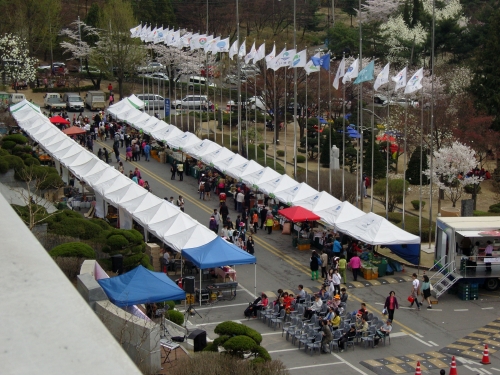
[
  {"x1": 246, "y1": 235, "x2": 255, "y2": 255},
  {"x1": 260, "y1": 206, "x2": 268, "y2": 230},
  {"x1": 143, "y1": 143, "x2": 151, "y2": 161},
  {"x1": 103, "y1": 148, "x2": 109, "y2": 164},
  {"x1": 331, "y1": 269, "x2": 341, "y2": 295},
  {"x1": 320, "y1": 250, "x2": 329, "y2": 279},
  {"x1": 410, "y1": 273, "x2": 421, "y2": 310},
  {"x1": 113, "y1": 143, "x2": 120, "y2": 163},
  {"x1": 265, "y1": 214, "x2": 274, "y2": 234},
  {"x1": 209, "y1": 215, "x2": 218, "y2": 233},
  {"x1": 349, "y1": 253, "x2": 361, "y2": 281},
  {"x1": 177, "y1": 161, "x2": 184, "y2": 181},
  {"x1": 176, "y1": 195, "x2": 185, "y2": 212},
  {"x1": 252, "y1": 211, "x2": 259, "y2": 233},
  {"x1": 421, "y1": 275, "x2": 432, "y2": 309},
  {"x1": 220, "y1": 203, "x2": 229, "y2": 223},
  {"x1": 338, "y1": 255, "x2": 347, "y2": 284},
  {"x1": 310, "y1": 250, "x2": 320, "y2": 280},
  {"x1": 213, "y1": 209, "x2": 221, "y2": 234},
  {"x1": 170, "y1": 163, "x2": 177, "y2": 180},
  {"x1": 383, "y1": 291, "x2": 399, "y2": 322},
  {"x1": 236, "y1": 190, "x2": 245, "y2": 212},
  {"x1": 485, "y1": 240, "x2": 493, "y2": 272}
]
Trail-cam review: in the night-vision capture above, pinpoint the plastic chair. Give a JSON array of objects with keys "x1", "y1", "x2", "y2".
[
  {"x1": 329, "y1": 330, "x2": 343, "y2": 352},
  {"x1": 318, "y1": 304, "x2": 328, "y2": 318},
  {"x1": 381, "y1": 331, "x2": 391, "y2": 346},
  {"x1": 291, "y1": 320, "x2": 305, "y2": 345},
  {"x1": 290, "y1": 304, "x2": 304, "y2": 321},
  {"x1": 282, "y1": 316, "x2": 299, "y2": 340},
  {"x1": 263, "y1": 304, "x2": 279, "y2": 324},
  {"x1": 298, "y1": 327, "x2": 315, "y2": 350},
  {"x1": 345, "y1": 336, "x2": 355, "y2": 351},
  {"x1": 270, "y1": 309, "x2": 286, "y2": 330},
  {"x1": 306, "y1": 332, "x2": 324, "y2": 356},
  {"x1": 361, "y1": 327, "x2": 376, "y2": 348}
]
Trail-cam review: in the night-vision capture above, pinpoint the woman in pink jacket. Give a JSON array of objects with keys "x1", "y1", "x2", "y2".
[{"x1": 349, "y1": 254, "x2": 361, "y2": 282}]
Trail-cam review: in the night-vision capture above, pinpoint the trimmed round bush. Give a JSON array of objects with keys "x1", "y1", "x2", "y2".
[
  {"x1": 489, "y1": 203, "x2": 500, "y2": 213},
  {"x1": 166, "y1": 309, "x2": 184, "y2": 326},
  {"x1": 0, "y1": 158, "x2": 9, "y2": 173},
  {"x1": 214, "y1": 321, "x2": 248, "y2": 336},
  {"x1": 252, "y1": 345, "x2": 271, "y2": 361},
  {"x1": 23, "y1": 157, "x2": 41, "y2": 167},
  {"x1": 297, "y1": 148, "x2": 306, "y2": 153},
  {"x1": 213, "y1": 335, "x2": 230, "y2": 347},
  {"x1": 258, "y1": 143, "x2": 269, "y2": 150},
  {"x1": 222, "y1": 336, "x2": 258, "y2": 354},
  {"x1": 411, "y1": 200, "x2": 426, "y2": 210},
  {"x1": 165, "y1": 300, "x2": 176, "y2": 310},
  {"x1": 89, "y1": 219, "x2": 112, "y2": 230},
  {"x1": 277, "y1": 150, "x2": 285, "y2": 157},
  {"x1": 49, "y1": 242, "x2": 96, "y2": 259},
  {"x1": 0, "y1": 149, "x2": 9, "y2": 157},
  {"x1": 12, "y1": 145, "x2": 25, "y2": 155},
  {"x1": 106, "y1": 234, "x2": 130, "y2": 250},
  {"x1": 202, "y1": 343, "x2": 218, "y2": 352},
  {"x1": 1, "y1": 140, "x2": 17, "y2": 151},
  {"x1": 3, "y1": 134, "x2": 28, "y2": 144},
  {"x1": 295, "y1": 155, "x2": 306, "y2": 163},
  {"x1": 464, "y1": 184, "x2": 481, "y2": 194},
  {"x1": 39, "y1": 174, "x2": 64, "y2": 189}
]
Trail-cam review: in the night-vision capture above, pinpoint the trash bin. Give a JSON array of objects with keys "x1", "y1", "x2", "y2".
[
  {"x1": 377, "y1": 258, "x2": 387, "y2": 277},
  {"x1": 292, "y1": 237, "x2": 298, "y2": 247}
]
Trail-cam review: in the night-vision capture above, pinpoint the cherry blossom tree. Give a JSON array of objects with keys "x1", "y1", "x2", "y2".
[
  {"x1": 0, "y1": 34, "x2": 37, "y2": 90},
  {"x1": 425, "y1": 141, "x2": 483, "y2": 207}
]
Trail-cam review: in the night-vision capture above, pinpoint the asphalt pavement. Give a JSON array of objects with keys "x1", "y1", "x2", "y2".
[{"x1": 91, "y1": 136, "x2": 500, "y2": 375}]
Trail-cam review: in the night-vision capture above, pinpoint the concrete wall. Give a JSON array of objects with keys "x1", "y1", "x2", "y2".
[{"x1": 95, "y1": 301, "x2": 162, "y2": 375}]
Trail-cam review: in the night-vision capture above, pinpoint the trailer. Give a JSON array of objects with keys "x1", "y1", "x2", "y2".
[{"x1": 433, "y1": 216, "x2": 500, "y2": 297}]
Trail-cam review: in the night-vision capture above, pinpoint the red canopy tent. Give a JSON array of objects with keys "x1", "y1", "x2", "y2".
[
  {"x1": 62, "y1": 126, "x2": 86, "y2": 136},
  {"x1": 49, "y1": 115, "x2": 70, "y2": 125},
  {"x1": 278, "y1": 206, "x2": 321, "y2": 222}
]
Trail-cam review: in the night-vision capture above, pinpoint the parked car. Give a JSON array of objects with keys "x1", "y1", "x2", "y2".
[
  {"x1": 172, "y1": 95, "x2": 209, "y2": 110},
  {"x1": 136, "y1": 94, "x2": 165, "y2": 110},
  {"x1": 225, "y1": 74, "x2": 247, "y2": 85},
  {"x1": 137, "y1": 62, "x2": 165, "y2": 74},
  {"x1": 85, "y1": 91, "x2": 106, "y2": 111},
  {"x1": 9, "y1": 93, "x2": 26, "y2": 105},
  {"x1": 149, "y1": 72, "x2": 170, "y2": 81},
  {"x1": 187, "y1": 76, "x2": 216, "y2": 90},
  {"x1": 62, "y1": 92, "x2": 84, "y2": 112},
  {"x1": 79, "y1": 65, "x2": 101, "y2": 75},
  {"x1": 44, "y1": 93, "x2": 66, "y2": 110}
]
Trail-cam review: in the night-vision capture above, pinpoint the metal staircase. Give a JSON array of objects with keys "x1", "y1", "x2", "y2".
[{"x1": 429, "y1": 256, "x2": 463, "y2": 299}]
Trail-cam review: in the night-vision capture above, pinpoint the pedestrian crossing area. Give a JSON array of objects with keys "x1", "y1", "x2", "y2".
[
  {"x1": 439, "y1": 318, "x2": 500, "y2": 360},
  {"x1": 360, "y1": 351, "x2": 463, "y2": 375}
]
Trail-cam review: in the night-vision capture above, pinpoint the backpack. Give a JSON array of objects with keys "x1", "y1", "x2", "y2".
[
  {"x1": 317, "y1": 255, "x2": 322, "y2": 266},
  {"x1": 199, "y1": 182, "x2": 205, "y2": 191}
]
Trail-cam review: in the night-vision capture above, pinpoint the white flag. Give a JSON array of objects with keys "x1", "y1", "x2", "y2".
[
  {"x1": 146, "y1": 27, "x2": 157, "y2": 43},
  {"x1": 167, "y1": 30, "x2": 180, "y2": 47},
  {"x1": 245, "y1": 42, "x2": 256, "y2": 65},
  {"x1": 265, "y1": 44, "x2": 276, "y2": 65},
  {"x1": 130, "y1": 24, "x2": 141, "y2": 38},
  {"x1": 153, "y1": 27, "x2": 164, "y2": 44},
  {"x1": 239, "y1": 39, "x2": 246, "y2": 57},
  {"x1": 140, "y1": 25, "x2": 151, "y2": 41},
  {"x1": 229, "y1": 39, "x2": 239, "y2": 60},
  {"x1": 198, "y1": 35, "x2": 212, "y2": 50},
  {"x1": 374, "y1": 63, "x2": 390, "y2": 91},
  {"x1": 205, "y1": 36, "x2": 219, "y2": 53},
  {"x1": 290, "y1": 49, "x2": 307, "y2": 68},
  {"x1": 342, "y1": 58, "x2": 359, "y2": 84},
  {"x1": 215, "y1": 37, "x2": 230, "y2": 53},
  {"x1": 405, "y1": 67, "x2": 424, "y2": 94},
  {"x1": 304, "y1": 53, "x2": 320, "y2": 74},
  {"x1": 392, "y1": 67, "x2": 407, "y2": 92},
  {"x1": 275, "y1": 49, "x2": 295, "y2": 69},
  {"x1": 333, "y1": 58, "x2": 346, "y2": 90},
  {"x1": 253, "y1": 43, "x2": 266, "y2": 63},
  {"x1": 181, "y1": 32, "x2": 192, "y2": 48},
  {"x1": 189, "y1": 33, "x2": 199, "y2": 50},
  {"x1": 269, "y1": 48, "x2": 285, "y2": 71}
]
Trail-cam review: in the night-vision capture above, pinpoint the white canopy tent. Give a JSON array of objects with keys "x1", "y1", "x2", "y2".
[
  {"x1": 293, "y1": 191, "x2": 341, "y2": 212},
  {"x1": 315, "y1": 201, "x2": 365, "y2": 227},
  {"x1": 243, "y1": 167, "x2": 281, "y2": 189},
  {"x1": 201, "y1": 147, "x2": 234, "y2": 166},
  {"x1": 273, "y1": 183, "x2": 319, "y2": 206},
  {"x1": 225, "y1": 160, "x2": 264, "y2": 181},
  {"x1": 213, "y1": 154, "x2": 247, "y2": 173},
  {"x1": 183, "y1": 139, "x2": 221, "y2": 159},
  {"x1": 258, "y1": 174, "x2": 298, "y2": 196},
  {"x1": 167, "y1": 132, "x2": 200, "y2": 151}
]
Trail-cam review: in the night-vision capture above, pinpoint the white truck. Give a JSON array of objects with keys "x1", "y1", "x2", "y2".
[
  {"x1": 43, "y1": 93, "x2": 66, "y2": 110},
  {"x1": 433, "y1": 216, "x2": 500, "y2": 295},
  {"x1": 85, "y1": 90, "x2": 106, "y2": 111}
]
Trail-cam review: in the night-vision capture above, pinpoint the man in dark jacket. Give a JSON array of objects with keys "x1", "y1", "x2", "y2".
[
  {"x1": 220, "y1": 203, "x2": 229, "y2": 223},
  {"x1": 260, "y1": 207, "x2": 268, "y2": 230}
]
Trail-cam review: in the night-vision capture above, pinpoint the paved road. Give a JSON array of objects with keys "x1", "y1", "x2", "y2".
[{"x1": 91, "y1": 137, "x2": 500, "y2": 375}]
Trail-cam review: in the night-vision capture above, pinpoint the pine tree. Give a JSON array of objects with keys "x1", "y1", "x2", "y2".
[
  {"x1": 405, "y1": 146, "x2": 429, "y2": 185},
  {"x1": 363, "y1": 139, "x2": 386, "y2": 179}
]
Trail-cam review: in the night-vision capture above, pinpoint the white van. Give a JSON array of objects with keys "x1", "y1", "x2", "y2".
[
  {"x1": 136, "y1": 94, "x2": 165, "y2": 110},
  {"x1": 187, "y1": 76, "x2": 217, "y2": 90},
  {"x1": 172, "y1": 95, "x2": 209, "y2": 110},
  {"x1": 9, "y1": 93, "x2": 26, "y2": 105},
  {"x1": 85, "y1": 90, "x2": 106, "y2": 111},
  {"x1": 62, "y1": 92, "x2": 84, "y2": 112}
]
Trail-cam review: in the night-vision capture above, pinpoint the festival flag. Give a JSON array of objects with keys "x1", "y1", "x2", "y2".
[
  {"x1": 354, "y1": 60, "x2": 374, "y2": 84},
  {"x1": 392, "y1": 67, "x2": 407, "y2": 92},
  {"x1": 153, "y1": 27, "x2": 164, "y2": 44},
  {"x1": 374, "y1": 63, "x2": 390, "y2": 91},
  {"x1": 245, "y1": 42, "x2": 256, "y2": 64},
  {"x1": 198, "y1": 35, "x2": 212, "y2": 50},
  {"x1": 204, "y1": 36, "x2": 219, "y2": 53},
  {"x1": 167, "y1": 30, "x2": 180, "y2": 47},
  {"x1": 304, "y1": 53, "x2": 320, "y2": 74},
  {"x1": 405, "y1": 67, "x2": 424, "y2": 94},
  {"x1": 342, "y1": 58, "x2": 359, "y2": 84},
  {"x1": 275, "y1": 49, "x2": 296, "y2": 69},
  {"x1": 332, "y1": 57, "x2": 345, "y2": 90},
  {"x1": 229, "y1": 39, "x2": 239, "y2": 60},
  {"x1": 291, "y1": 49, "x2": 307, "y2": 68},
  {"x1": 239, "y1": 39, "x2": 246, "y2": 57},
  {"x1": 265, "y1": 43, "x2": 276, "y2": 65},
  {"x1": 146, "y1": 26, "x2": 157, "y2": 43},
  {"x1": 253, "y1": 43, "x2": 266, "y2": 63},
  {"x1": 212, "y1": 37, "x2": 230, "y2": 53},
  {"x1": 140, "y1": 24, "x2": 151, "y2": 42},
  {"x1": 268, "y1": 48, "x2": 285, "y2": 70},
  {"x1": 130, "y1": 24, "x2": 141, "y2": 38},
  {"x1": 311, "y1": 53, "x2": 330, "y2": 71}
]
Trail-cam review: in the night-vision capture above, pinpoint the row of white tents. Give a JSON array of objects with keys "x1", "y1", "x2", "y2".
[
  {"x1": 10, "y1": 100, "x2": 222, "y2": 252},
  {"x1": 107, "y1": 95, "x2": 420, "y2": 246}
]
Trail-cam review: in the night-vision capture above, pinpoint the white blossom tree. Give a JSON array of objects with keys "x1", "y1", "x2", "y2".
[
  {"x1": 0, "y1": 33, "x2": 37, "y2": 90},
  {"x1": 425, "y1": 141, "x2": 483, "y2": 207}
]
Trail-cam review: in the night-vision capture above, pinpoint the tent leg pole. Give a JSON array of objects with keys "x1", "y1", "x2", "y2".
[
  {"x1": 200, "y1": 272, "x2": 202, "y2": 306},
  {"x1": 254, "y1": 263, "x2": 257, "y2": 298}
]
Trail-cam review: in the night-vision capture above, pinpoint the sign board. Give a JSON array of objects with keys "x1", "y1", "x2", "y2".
[{"x1": 164, "y1": 98, "x2": 170, "y2": 117}]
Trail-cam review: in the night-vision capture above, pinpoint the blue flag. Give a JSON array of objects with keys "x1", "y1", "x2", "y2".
[
  {"x1": 353, "y1": 60, "x2": 374, "y2": 84},
  {"x1": 311, "y1": 53, "x2": 330, "y2": 71}
]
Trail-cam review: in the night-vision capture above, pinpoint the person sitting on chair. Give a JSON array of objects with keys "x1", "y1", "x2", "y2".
[
  {"x1": 374, "y1": 319, "x2": 392, "y2": 347},
  {"x1": 252, "y1": 293, "x2": 268, "y2": 318},
  {"x1": 338, "y1": 325, "x2": 356, "y2": 352},
  {"x1": 304, "y1": 294, "x2": 323, "y2": 319}
]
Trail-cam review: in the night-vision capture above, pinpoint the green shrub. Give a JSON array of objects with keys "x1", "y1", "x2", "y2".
[
  {"x1": 165, "y1": 300, "x2": 176, "y2": 310},
  {"x1": 32, "y1": 84, "x2": 95, "y2": 93},
  {"x1": 0, "y1": 158, "x2": 9, "y2": 173},
  {"x1": 212, "y1": 335, "x2": 230, "y2": 347},
  {"x1": 202, "y1": 343, "x2": 218, "y2": 352},
  {"x1": 49, "y1": 242, "x2": 96, "y2": 259},
  {"x1": 89, "y1": 218, "x2": 112, "y2": 230},
  {"x1": 3, "y1": 134, "x2": 28, "y2": 145},
  {"x1": 297, "y1": 148, "x2": 306, "y2": 153},
  {"x1": 258, "y1": 143, "x2": 269, "y2": 150},
  {"x1": 489, "y1": 203, "x2": 500, "y2": 213},
  {"x1": 214, "y1": 321, "x2": 248, "y2": 337},
  {"x1": 39, "y1": 173, "x2": 64, "y2": 189},
  {"x1": 252, "y1": 345, "x2": 271, "y2": 361},
  {"x1": 166, "y1": 309, "x2": 184, "y2": 326},
  {"x1": 243, "y1": 327, "x2": 262, "y2": 345},
  {"x1": 411, "y1": 200, "x2": 426, "y2": 210},
  {"x1": 222, "y1": 336, "x2": 258, "y2": 355},
  {"x1": 49, "y1": 217, "x2": 104, "y2": 240},
  {"x1": 464, "y1": 184, "x2": 481, "y2": 194},
  {"x1": 23, "y1": 157, "x2": 41, "y2": 167},
  {"x1": 277, "y1": 150, "x2": 285, "y2": 157},
  {"x1": 11, "y1": 204, "x2": 49, "y2": 224},
  {"x1": 1, "y1": 140, "x2": 16, "y2": 150},
  {"x1": 123, "y1": 253, "x2": 153, "y2": 270},
  {"x1": 106, "y1": 234, "x2": 129, "y2": 249},
  {"x1": 0, "y1": 149, "x2": 9, "y2": 156},
  {"x1": 295, "y1": 155, "x2": 306, "y2": 163},
  {"x1": 12, "y1": 145, "x2": 25, "y2": 155}
]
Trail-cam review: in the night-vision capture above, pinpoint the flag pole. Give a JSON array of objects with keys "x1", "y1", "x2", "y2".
[
  {"x1": 246, "y1": 57, "x2": 249, "y2": 158},
  {"x1": 254, "y1": 67, "x2": 257, "y2": 161},
  {"x1": 385, "y1": 100, "x2": 390, "y2": 219},
  {"x1": 317, "y1": 61, "x2": 321, "y2": 191},
  {"x1": 284, "y1": 61, "x2": 288, "y2": 175},
  {"x1": 273, "y1": 69, "x2": 277, "y2": 170},
  {"x1": 402, "y1": 94, "x2": 408, "y2": 229},
  {"x1": 263, "y1": 40, "x2": 267, "y2": 166},
  {"x1": 305, "y1": 71, "x2": 309, "y2": 183},
  {"x1": 370, "y1": 80, "x2": 375, "y2": 212},
  {"x1": 342, "y1": 54, "x2": 345, "y2": 200},
  {"x1": 328, "y1": 55, "x2": 332, "y2": 194},
  {"x1": 236, "y1": 0, "x2": 242, "y2": 156},
  {"x1": 293, "y1": 1, "x2": 298, "y2": 179},
  {"x1": 419, "y1": 85, "x2": 424, "y2": 239}
]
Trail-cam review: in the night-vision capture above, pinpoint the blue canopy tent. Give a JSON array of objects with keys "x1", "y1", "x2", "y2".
[
  {"x1": 317, "y1": 117, "x2": 328, "y2": 124},
  {"x1": 182, "y1": 236, "x2": 257, "y2": 304},
  {"x1": 97, "y1": 265, "x2": 186, "y2": 307}
]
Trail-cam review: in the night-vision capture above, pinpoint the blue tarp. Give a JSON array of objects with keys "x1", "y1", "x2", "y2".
[
  {"x1": 182, "y1": 236, "x2": 256, "y2": 269},
  {"x1": 97, "y1": 265, "x2": 186, "y2": 307},
  {"x1": 386, "y1": 244, "x2": 420, "y2": 265}
]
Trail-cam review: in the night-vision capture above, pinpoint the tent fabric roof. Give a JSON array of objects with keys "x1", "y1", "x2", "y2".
[
  {"x1": 278, "y1": 206, "x2": 321, "y2": 223},
  {"x1": 62, "y1": 126, "x2": 86, "y2": 135},
  {"x1": 335, "y1": 212, "x2": 421, "y2": 245},
  {"x1": 97, "y1": 266, "x2": 186, "y2": 307},
  {"x1": 101, "y1": 96, "x2": 421, "y2": 246},
  {"x1": 182, "y1": 236, "x2": 256, "y2": 268},
  {"x1": 50, "y1": 116, "x2": 70, "y2": 125}
]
